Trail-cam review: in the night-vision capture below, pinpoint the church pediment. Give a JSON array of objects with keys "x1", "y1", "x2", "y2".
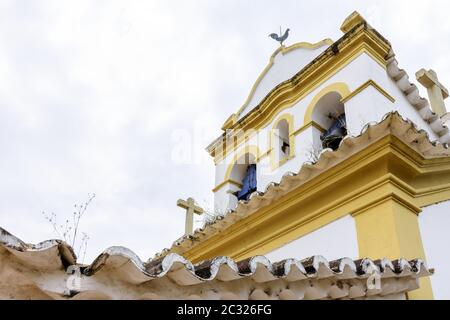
[{"x1": 231, "y1": 39, "x2": 333, "y2": 125}]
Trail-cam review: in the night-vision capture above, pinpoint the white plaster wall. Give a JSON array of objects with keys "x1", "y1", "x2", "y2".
[
  {"x1": 214, "y1": 53, "x2": 381, "y2": 210},
  {"x1": 215, "y1": 163, "x2": 227, "y2": 186},
  {"x1": 239, "y1": 44, "x2": 329, "y2": 119},
  {"x1": 258, "y1": 126, "x2": 317, "y2": 189},
  {"x1": 265, "y1": 215, "x2": 359, "y2": 262},
  {"x1": 217, "y1": 54, "x2": 378, "y2": 180},
  {"x1": 345, "y1": 84, "x2": 396, "y2": 136},
  {"x1": 344, "y1": 55, "x2": 438, "y2": 140},
  {"x1": 419, "y1": 201, "x2": 450, "y2": 300},
  {"x1": 256, "y1": 156, "x2": 272, "y2": 192},
  {"x1": 214, "y1": 184, "x2": 240, "y2": 214},
  {"x1": 213, "y1": 51, "x2": 440, "y2": 211}
]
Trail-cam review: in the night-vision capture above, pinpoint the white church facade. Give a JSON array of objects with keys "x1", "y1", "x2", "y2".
[{"x1": 210, "y1": 19, "x2": 448, "y2": 215}]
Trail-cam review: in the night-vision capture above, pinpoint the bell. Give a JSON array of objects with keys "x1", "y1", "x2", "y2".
[
  {"x1": 281, "y1": 141, "x2": 290, "y2": 154},
  {"x1": 321, "y1": 114, "x2": 347, "y2": 151}
]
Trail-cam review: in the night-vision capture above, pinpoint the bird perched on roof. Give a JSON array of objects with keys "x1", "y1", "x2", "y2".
[{"x1": 269, "y1": 28, "x2": 290, "y2": 46}]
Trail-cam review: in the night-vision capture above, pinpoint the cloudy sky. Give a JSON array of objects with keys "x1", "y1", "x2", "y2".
[{"x1": 1, "y1": 0, "x2": 449, "y2": 263}]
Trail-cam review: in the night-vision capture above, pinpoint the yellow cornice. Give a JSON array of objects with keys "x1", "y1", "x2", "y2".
[
  {"x1": 179, "y1": 135, "x2": 450, "y2": 263},
  {"x1": 351, "y1": 192, "x2": 422, "y2": 218},
  {"x1": 209, "y1": 24, "x2": 391, "y2": 158},
  {"x1": 341, "y1": 79, "x2": 395, "y2": 104}
]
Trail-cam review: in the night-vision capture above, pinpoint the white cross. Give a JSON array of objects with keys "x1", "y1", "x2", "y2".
[
  {"x1": 177, "y1": 197, "x2": 204, "y2": 236},
  {"x1": 416, "y1": 69, "x2": 449, "y2": 117}
]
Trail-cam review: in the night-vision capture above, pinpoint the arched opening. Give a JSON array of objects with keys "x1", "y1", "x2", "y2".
[
  {"x1": 311, "y1": 92, "x2": 347, "y2": 151},
  {"x1": 270, "y1": 114, "x2": 295, "y2": 169},
  {"x1": 229, "y1": 153, "x2": 257, "y2": 201},
  {"x1": 274, "y1": 119, "x2": 291, "y2": 161}
]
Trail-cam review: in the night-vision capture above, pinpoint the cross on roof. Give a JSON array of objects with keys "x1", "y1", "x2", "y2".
[
  {"x1": 416, "y1": 69, "x2": 449, "y2": 117},
  {"x1": 177, "y1": 197, "x2": 204, "y2": 236}
]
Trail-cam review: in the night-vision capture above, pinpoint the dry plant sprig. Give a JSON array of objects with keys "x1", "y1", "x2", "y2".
[
  {"x1": 42, "y1": 193, "x2": 95, "y2": 263},
  {"x1": 305, "y1": 143, "x2": 322, "y2": 164},
  {"x1": 197, "y1": 199, "x2": 228, "y2": 226}
]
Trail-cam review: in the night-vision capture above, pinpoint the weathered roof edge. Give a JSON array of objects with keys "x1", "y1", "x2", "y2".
[
  {"x1": 0, "y1": 229, "x2": 434, "y2": 286},
  {"x1": 386, "y1": 50, "x2": 450, "y2": 142},
  {"x1": 0, "y1": 227, "x2": 76, "y2": 267}
]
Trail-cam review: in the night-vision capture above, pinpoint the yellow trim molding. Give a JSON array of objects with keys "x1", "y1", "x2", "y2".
[
  {"x1": 212, "y1": 179, "x2": 243, "y2": 193},
  {"x1": 257, "y1": 148, "x2": 273, "y2": 162},
  {"x1": 291, "y1": 121, "x2": 326, "y2": 137},
  {"x1": 303, "y1": 82, "x2": 351, "y2": 124},
  {"x1": 341, "y1": 79, "x2": 395, "y2": 104}
]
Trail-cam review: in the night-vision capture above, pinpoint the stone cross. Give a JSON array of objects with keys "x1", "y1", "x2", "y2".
[
  {"x1": 177, "y1": 197, "x2": 204, "y2": 236},
  {"x1": 416, "y1": 69, "x2": 449, "y2": 117}
]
